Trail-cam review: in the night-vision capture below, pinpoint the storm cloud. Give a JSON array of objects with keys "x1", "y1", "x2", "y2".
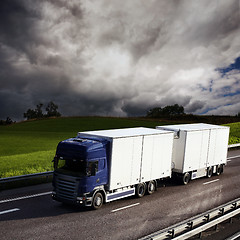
[{"x1": 0, "y1": 0, "x2": 240, "y2": 120}]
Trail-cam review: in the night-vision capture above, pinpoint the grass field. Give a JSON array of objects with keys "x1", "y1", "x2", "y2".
[
  {"x1": 0, "y1": 117, "x2": 177, "y2": 178},
  {"x1": 0, "y1": 117, "x2": 239, "y2": 178},
  {"x1": 225, "y1": 122, "x2": 240, "y2": 144}
]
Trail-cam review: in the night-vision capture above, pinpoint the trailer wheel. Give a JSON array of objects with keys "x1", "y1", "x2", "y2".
[
  {"x1": 92, "y1": 192, "x2": 103, "y2": 210},
  {"x1": 216, "y1": 165, "x2": 222, "y2": 176},
  {"x1": 136, "y1": 183, "x2": 146, "y2": 198},
  {"x1": 220, "y1": 164, "x2": 224, "y2": 174},
  {"x1": 147, "y1": 181, "x2": 156, "y2": 195},
  {"x1": 207, "y1": 167, "x2": 213, "y2": 178},
  {"x1": 182, "y1": 172, "x2": 191, "y2": 185},
  {"x1": 218, "y1": 164, "x2": 224, "y2": 174}
]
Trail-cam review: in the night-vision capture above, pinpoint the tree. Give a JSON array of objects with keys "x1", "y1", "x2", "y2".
[
  {"x1": 162, "y1": 104, "x2": 185, "y2": 116},
  {"x1": 23, "y1": 101, "x2": 61, "y2": 120},
  {"x1": 0, "y1": 117, "x2": 14, "y2": 125},
  {"x1": 46, "y1": 101, "x2": 61, "y2": 117},
  {"x1": 24, "y1": 108, "x2": 37, "y2": 120},
  {"x1": 6, "y1": 117, "x2": 13, "y2": 125},
  {"x1": 24, "y1": 103, "x2": 44, "y2": 120},
  {"x1": 147, "y1": 104, "x2": 185, "y2": 118},
  {"x1": 35, "y1": 103, "x2": 44, "y2": 118},
  {"x1": 147, "y1": 107, "x2": 163, "y2": 118}
]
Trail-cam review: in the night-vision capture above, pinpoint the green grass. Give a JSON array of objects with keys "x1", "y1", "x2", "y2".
[
  {"x1": 0, "y1": 117, "x2": 175, "y2": 178},
  {"x1": 0, "y1": 117, "x2": 239, "y2": 178},
  {"x1": 225, "y1": 122, "x2": 240, "y2": 144}
]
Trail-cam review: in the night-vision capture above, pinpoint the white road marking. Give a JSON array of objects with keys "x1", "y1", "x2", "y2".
[
  {"x1": 227, "y1": 155, "x2": 240, "y2": 160},
  {"x1": 0, "y1": 191, "x2": 52, "y2": 204},
  {"x1": 0, "y1": 208, "x2": 20, "y2": 215},
  {"x1": 227, "y1": 231, "x2": 240, "y2": 240},
  {"x1": 111, "y1": 203, "x2": 140, "y2": 213},
  {"x1": 203, "y1": 179, "x2": 219, "y2": 185}
]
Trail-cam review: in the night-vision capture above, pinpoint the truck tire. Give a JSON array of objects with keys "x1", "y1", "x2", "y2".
[
  {"x1": 147, "y1": 181, "x2": 156, "y2": 195},
  {"x1": 92, "y1": 192, "x2": 103, "y2": 210},
  {"x1": 207, "y1": 167, "x2": 213, "y2": 178},
  {"x1": 182, "y1": 172, "x2": 191, "y2": 185},
  {"x1": 136, "y1": 183, "x2": 146, "y2": 198}
]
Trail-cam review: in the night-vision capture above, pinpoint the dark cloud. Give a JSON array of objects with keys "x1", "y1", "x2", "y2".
[
  {"x1": 185, "y1": 101, "x2": 206, "y2": 114},
  {"x1": 0, "y1": 0, "x2": 44, "y2": 64},
  {"x1": 0, "y1": 0, "x2": 240, "y2": 121},
  {"x1": 48, "y1": 0, "x2": 83, "y2": 18}
]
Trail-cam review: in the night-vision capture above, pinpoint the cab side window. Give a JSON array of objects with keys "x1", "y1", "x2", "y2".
[{"x1": 88, "y1": 161, "x2": 98, "y2": 176}]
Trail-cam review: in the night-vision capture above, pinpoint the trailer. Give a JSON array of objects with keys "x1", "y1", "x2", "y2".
[
  {"x1": 52, "y1": 127, "x2": 174, "y2": 209},
  {"x1": 156, "y1": 123, "x2": 230, "y2": 184}
]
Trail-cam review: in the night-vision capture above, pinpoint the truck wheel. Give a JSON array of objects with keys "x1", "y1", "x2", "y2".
[
  {"x1": 147, "y1": 181, "x2": 156, "y2": 195},
  {"x1": 92, "y1": 192, "x2": 103, "y2": 210},
  {"x1": 207, "y1": 167, "x2": 213, "y2": 178},
  {"x1": 182, "y1": 172, "x2": 191, "y2": 185},
  {"x1": 136, "y1": 183, "x2": 146, "y2": 198}
]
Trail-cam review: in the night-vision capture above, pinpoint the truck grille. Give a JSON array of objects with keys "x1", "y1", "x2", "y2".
[{"x1": 55, "y1": 174, "x2": 79, "y2": 201}]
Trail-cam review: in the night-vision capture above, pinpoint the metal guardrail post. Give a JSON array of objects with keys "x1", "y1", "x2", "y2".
[
  {"x1": 186, "y1": 221, "x2": 193, "y2": 230},
  {"x1": 167, "y1": 229, "x2": 175, "y2": 239},
  {"x1": 204, "y1": 214, "x2": 210, "y2": 222}
]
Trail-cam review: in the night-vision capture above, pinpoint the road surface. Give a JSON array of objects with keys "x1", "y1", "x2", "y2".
[{"x1": 1, "y1": 149, "x2": 240, "y2": 240}]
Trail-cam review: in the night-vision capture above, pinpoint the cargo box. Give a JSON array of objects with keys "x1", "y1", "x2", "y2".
[
  {"x1": 156, "y1": 123, "x2": 229, "y2": 174},
  {"x1": 79, "y1": 127, "x2": 174, "y2": 190}
]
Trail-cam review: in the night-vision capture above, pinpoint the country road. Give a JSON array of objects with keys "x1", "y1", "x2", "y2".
[{"x1": 1, "y1": 149, "x2": 240, "y2": 240}]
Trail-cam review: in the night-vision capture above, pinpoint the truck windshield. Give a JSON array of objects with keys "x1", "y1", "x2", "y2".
[{"x1": 56, "y1": 158, "x2": 87, "y2": 176}]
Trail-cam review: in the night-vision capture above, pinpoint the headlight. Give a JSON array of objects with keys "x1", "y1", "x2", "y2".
[{"x1": 77, "y1": 197, "x2": 86, "y2": 201}]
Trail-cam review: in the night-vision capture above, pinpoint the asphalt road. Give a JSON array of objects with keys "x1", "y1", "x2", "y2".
[{"x1": 1, "y1": 149, "x2": 240, "y2": 240}]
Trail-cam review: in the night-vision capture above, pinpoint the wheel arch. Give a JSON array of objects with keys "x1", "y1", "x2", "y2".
[{"x1": 92, "y1": 187, "x2": 107, "y2": 203}]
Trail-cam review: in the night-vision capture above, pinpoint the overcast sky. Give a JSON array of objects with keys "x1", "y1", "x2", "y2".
[{"x1": 0, "y1": 0, "x2": 240, "y2": 121}]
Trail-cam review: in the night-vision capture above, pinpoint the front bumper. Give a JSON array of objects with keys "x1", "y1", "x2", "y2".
[{"x1": 52, "y1": 191, "x2": 93, "y2": 207}]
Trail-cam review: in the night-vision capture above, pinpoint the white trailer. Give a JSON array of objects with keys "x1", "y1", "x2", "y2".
[
  {"x1": 156, "y1": 123, "x2": 229, "y2": 184},
  {"x1": 79, "y1": 127, "x2": 174, "y2": 201}
]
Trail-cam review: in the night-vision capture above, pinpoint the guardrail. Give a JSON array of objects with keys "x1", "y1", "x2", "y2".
[
  {"x1": 140, "y1": 198, "x2": 240, "y2": 240},
  {"x1": 0, "y1": 171, "x2": 53, "y2": 184},
  {"x1": 0, "y1": 171, "x2": 53, "y2": 190},
  {"x1": 228, "y1": 143, "x2": 240, "y2": 148}
]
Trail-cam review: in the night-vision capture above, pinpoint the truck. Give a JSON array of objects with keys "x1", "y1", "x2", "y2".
[
  {"x1": 52, "y1": 127, "x2": 174, "y2": 209},
  {"x1": 156, "y1": 123, "x2": 230, "y2": 184},
  {"x1": 52, "y1": 123, "x2": 229, "y2": 209}
]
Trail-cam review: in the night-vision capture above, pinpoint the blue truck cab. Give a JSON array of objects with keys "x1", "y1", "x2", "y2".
[{"x1": 52, "y1": 136, "x2": 109, "y2": 209}]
